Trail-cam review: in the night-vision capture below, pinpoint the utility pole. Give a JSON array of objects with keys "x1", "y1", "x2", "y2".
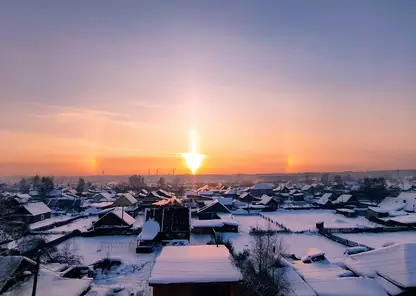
[{"x1": 31, "y1": 249, "x2": 41, "y2": 296}]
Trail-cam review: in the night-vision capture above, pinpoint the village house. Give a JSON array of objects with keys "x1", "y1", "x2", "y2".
[
  {"x1": 93, "y1": 208, "x2": 136, "y2": 229},
  {"x1": 254, "y1": 194, "x2": 279, "y2": 211},
  {"x1": 145, "y1": 203, "x2": 190, "y2": 241},
  {"x1": 197, "y1": 200, "x2": 231, "y2": 220},
  {"x1": 250, "y1": 183, "x2": 274, "y2": 197},
  {"x1": 14, "y1": 202, "x2": 52, "y2": 223},
  {"x1": 112, "y1": 193, "x2": 138, "y2": 207},
  {"x1": 149, "y1": 245, "x2": 242, "y2": 296}
]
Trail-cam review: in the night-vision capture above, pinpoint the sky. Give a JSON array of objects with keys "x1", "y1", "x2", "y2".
[{"x1": 0, "y1": 1, "x2": 415, "y2": 176}]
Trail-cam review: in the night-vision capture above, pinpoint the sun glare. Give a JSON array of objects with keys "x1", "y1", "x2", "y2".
[{"x1": 183, "y1": 129, "x2": 204, "y2": 175}]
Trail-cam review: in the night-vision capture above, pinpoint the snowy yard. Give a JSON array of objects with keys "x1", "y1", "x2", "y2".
[
  {"x1": 43, "y1": 216, "x2": 98, "y2": 233},
  {"x1": 221, "y1": 232, "x2": 347, "y2": 261},
  {"x1": 232, "y1": 214, "x2": 283, "y2": 233},
  {"x1": 59, "y1": 236, "x2": 158, "y2": 296},
  {"x1": 334, "y1": 231, "x2": 416, "y2": 249},
  {"x1": 263, "y1": 210, "x2": 381, "y2": 231}
]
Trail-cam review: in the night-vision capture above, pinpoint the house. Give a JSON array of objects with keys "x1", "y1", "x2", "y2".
[
  {"x1": 197, "y1": 200, "x2": 231, "y2": 220},
  {"x1": 136, "y1": 219, "x2": 160, "y2": 253},
  {"x1": 157, "y1": 189, "x2": 172, "y2": 198},
  {"x1": 250, "y1": 183, "x2": 274, "y2": 197},
  {"x1": 112, "y1": 193, "x2": 138, "y2": 207},
  {"x1": 344, "y1": 243, "x2": 416, "y2": 293},
  {"x1": 332, "y1": 194, "x2": 357, "y2": 207},
  {"x1": 142, "y1": 191, "x2": 165, "y2": 207},
  {"x1": 238, "y1": 192, "x2": 260, "y2": 203},
  {"x1": 223, "y1": 188, "x2": 238, "y2": 199},
  {"x1": 255, "y1": 195, "x2": 278, "y2": 211},
  {"x1": 0, "y1": 256, "x2": 92, "y2": 296},
  {"x1": 145, "y1": 206, "x2": 190, "y2": 241},
  {"x1": 46, "y1": 197, "x2": 82, "y2": 212},
  {"x1": 14, "y1": 202, "x2": 52, "y2": 223},
  {"x1": 149, "y1": 245, "x2": 242, "y2": 296},
  {"x1": 90, "y1": 191, "x2": 116, "y2": 203},
  {"x1": 93, "y1": 208, "x2": 136, "y2": 229},
  {"x1": 316, "y1": 193, "x2": 333, "y2": 207}
]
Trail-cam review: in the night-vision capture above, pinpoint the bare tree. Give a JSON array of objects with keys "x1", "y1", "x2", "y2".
[
  {"x1": 49, "y1": 241, "x2": 83, "y2": 265},
  {"x1": 233, "y1": 230, "x2": 290, "y2": 296}
]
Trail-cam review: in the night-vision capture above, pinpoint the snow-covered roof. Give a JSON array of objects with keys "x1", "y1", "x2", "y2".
[
  {"x1": 370, "y1": 197, "x2": 407, "y2": 213},
  {"x1": 389, "y1": 214, "x2": 416, "y2": 224},
  {"x1": 283, "y1": 267, "x2": 317, "y2": 296},
  {"x1": 256, "y1": 194, "x2": 274, "y2": 206},
  {"x1": 345, "y1": 243, "x2": 416, "y2": 288},
  {"x1": 251, "y1": 183, "x2": 273, "y2": 190},
  {"x1": 224, "y1": 188, "x2": 238, "y2": 195},
  {"x1": 301, "y1": 185, "x2": 312, "y2": 191},
  {"x1": 301, "y1": 248, "x2": 325, "y2": 262},
  {"x1": 97, "y1": 192, "x2": 116, "y2": 200},
  {"x1": 333, "y1": 194, "x2": 352, "y2": 204},
  {"x1": 114, "y1": 193, "x2": 137, "y2": 206},
  {"x1": 316, "y1": 193, "x2": 332, "y2": 205},
  {"x1": 22, "y1": 202, "x2": 51, "y2": 216},
  {"x1": 3, "y1": 268, "x2": 92, "y2": 296},
  {"x1": 337, "y1": 208, "x2": 355, "y2": 214},
  {"x1": 307, "y1": 278, "x2": 388, "y2": 296},
  {"x1": 197, "y1": 200, "x2": 231, "y2": 214},
  {"x1": 14, "y1": 193, "x2": 31, "y2": 200},
  {"x1": 0, "y1": 256, "x2": 36, "y2": 292},
  {"x1": 137, "y1": 219, "x2": 160, "y2": 241},
  {"x1": 149, "y1": 245, "x2": 242, "y2": 284},
  {"x1": 397, "y1": 192, "x2": 416, "y2": 212},
  {"x1": 192, "y1": 219, "x2": 239, "y2": 228},
  {"x1": 199, "y1": 190, "x2": 214, "y2": 196},
  {"x1": 99, "y1": 208, "x2": 136, "y2": 226},
  {"x1": 152, "y1": 196, "x2": 182, "y2": 207}
]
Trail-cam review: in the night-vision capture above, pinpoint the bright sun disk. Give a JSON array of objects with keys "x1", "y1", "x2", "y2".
[{"x1": 183, "y1": 129, "x2": 204, "y2": 175}]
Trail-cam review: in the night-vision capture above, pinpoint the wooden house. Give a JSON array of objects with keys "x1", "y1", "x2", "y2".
[
  {"x1": 93, "y1": 208, "x2": 136, "y2": 229},
  {"x1": 197, "y1": 200, "x2": 231, "y2": 220},
  {"x1": 14, "y1": 202, "x2": 52, "y2": 223},
  {"x1": 149, "y1": 245, "x2": 242, "y2": 296},
  {"x1": 250, "y1": 183, "x2": 274, "y2": 197},
  {"x1": 145, "y1": 207, "x2": 190, "y2": 241},
  {"x1": 255, "y1": 195, "x2": 278, "y2": 211}
]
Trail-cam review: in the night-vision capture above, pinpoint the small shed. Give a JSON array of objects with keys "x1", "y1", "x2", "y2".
[{"x1": 15, "y1": 202, "x2": 52, "y2": 223}]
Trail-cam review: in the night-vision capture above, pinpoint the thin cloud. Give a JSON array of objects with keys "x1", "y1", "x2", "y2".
[
  {"x1": 32, "y1": 104, "x2": 146, "y2": 128},
  {"x1": 133, "y1": 100, "x2": 165, "y2": 109}
]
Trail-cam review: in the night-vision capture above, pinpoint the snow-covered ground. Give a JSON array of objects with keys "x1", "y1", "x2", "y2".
[
  {"x1": 43, "y1": 216, "x2": 98, "y2": 233},
  {"x1": 233, "y1": 214, "x2": 283, "y2": 233},
  {"x1": 59, "y1": 236, "x2": 158, "y2": 296},
  {"x1": 220, "y1": 232, "x2": 347, "y2": 260},
  {"x1": 334, "y1": 231, "x2": 416, "y2": 249},
  {"x1": 263, "y1": 210, "x2": 381, "y2": 231}
]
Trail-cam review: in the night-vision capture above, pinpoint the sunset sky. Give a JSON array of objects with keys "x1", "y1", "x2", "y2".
[{"x1": 1, "y1": 1, "x2": 415, "y2": 176}]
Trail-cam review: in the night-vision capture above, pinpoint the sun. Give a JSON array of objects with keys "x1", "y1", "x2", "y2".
[{"x1": 182, "y1": 129, "x2": 204, "y2": 175}]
